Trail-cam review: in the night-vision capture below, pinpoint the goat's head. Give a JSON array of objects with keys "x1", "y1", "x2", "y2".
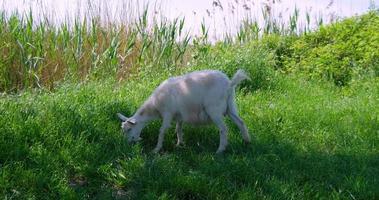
[{"x1": 117, "y1": 113, "x2": 143, "y2": 143}]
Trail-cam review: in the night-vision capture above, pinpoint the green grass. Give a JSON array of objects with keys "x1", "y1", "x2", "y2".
[
  {"x1": 1, "y1": 74, "x2": 378, "y2": 199},
  {"x1": 1, "y1": 4, "x2": 379, "y2": 200}
]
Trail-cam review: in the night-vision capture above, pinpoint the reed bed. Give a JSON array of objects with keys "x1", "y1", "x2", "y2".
[{"x1": 0, "y1": 0, "x2": 333, "y2": 92}]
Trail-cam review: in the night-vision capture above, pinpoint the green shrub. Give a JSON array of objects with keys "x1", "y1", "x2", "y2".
[{"x1": 281, "y1": 11, "x2": 379, "y2": 86}]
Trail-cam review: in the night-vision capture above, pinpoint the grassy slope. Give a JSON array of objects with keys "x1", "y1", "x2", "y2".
[
  {"x1": 1, "y1": 75, "x2": 378, "y2": 199},
  {"x1": 1, "y1": 13, "x2": 379, "y2": 200}
]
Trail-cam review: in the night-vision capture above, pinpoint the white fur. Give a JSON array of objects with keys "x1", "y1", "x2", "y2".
[{"x1": 117, "y1": 69, "x2": 251, "y2": 153}]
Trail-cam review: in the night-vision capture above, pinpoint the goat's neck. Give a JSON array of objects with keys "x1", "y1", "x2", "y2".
[{"x1": 135, "y1": 101, "x2": 159, "y2": 123}]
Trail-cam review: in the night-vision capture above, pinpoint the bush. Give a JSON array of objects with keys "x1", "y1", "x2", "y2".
[{"x1": 280, "y1": 11, "x2": 379, "y2": 86}]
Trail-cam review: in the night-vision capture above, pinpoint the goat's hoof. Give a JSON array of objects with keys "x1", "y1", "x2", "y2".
[
  {"x1": 152, "y1": 148, "x2": 161, "y2": 154},
  {"x1": 176, "y1": 142, "x2": 185, "y2": 147},
  {"x1": 215, "y1": 149, "x2": 225, "y2": 154},
  {"x1": 243, "y1": 136, "x2": 252, "y2": 144}
]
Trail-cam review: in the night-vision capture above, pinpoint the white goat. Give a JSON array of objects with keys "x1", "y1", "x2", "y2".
[{"x1": 117, "y1": 69, "x2": 251, "y2": 153}]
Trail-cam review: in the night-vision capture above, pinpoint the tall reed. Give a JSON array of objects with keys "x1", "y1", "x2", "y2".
[
  {"x1": 0, "y1": 0, "x2": 335, "y2": 92},
  {"x1": 0, "y1": 6, "x2": 190, "y2": 92}
]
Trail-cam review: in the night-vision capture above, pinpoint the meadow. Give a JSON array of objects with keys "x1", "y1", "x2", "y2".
[{"x1": 0, "y1": 2, "x2": 378, "y2": 199}]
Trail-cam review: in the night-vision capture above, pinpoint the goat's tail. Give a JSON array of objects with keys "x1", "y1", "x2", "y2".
[
  {"x1": 227, "y1": 69, "x2": 250, "y2": 115},
  {"x1": 230, "y1": 69, "x2": 250, "y2": 89}
]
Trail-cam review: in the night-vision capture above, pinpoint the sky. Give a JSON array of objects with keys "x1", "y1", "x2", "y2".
[{"x1": 1, "y1": 0, "x2": 377, "y2": 39}]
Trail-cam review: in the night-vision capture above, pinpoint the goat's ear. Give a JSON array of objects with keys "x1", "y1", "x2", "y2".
[
  {"x1": 127, "y1": 118, "x2": 137, "y2": 125},
  {"x1": 117, "y1": 113, "x2": 128, "y2": 122}
]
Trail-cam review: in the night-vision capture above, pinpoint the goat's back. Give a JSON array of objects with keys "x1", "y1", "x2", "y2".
[
  {"x1": 155, "y1": 70, "x2": 230, "y2": 99},
  {"x1": 151, "y1": 70, "x2": 231, "y2": 123}
]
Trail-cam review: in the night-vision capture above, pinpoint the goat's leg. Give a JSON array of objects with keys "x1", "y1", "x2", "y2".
[
  {"x1": 229, "y1": 112, "x2": 251, "y2": 143},
  {"x1": 153, "y1": 115, "x2": 172, "y2": 153},
  {"x1": 208, "y1": 114, "x2": 228, "y2": 154},
  {"x1": 175, "y1": 121, "x2": 184, "y2": 146},
  {"x1": 215, "y1": 118, "x2": 228, "y2": 154}
]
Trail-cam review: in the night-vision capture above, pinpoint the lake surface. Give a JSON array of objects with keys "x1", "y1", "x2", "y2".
[{"x1": 1, "y1": 0, "x2": 377, "y2": 39}]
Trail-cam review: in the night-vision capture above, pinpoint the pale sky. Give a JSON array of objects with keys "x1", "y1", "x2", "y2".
[{"x1": 1, "y1": 0, "x2": 377, "y2": 39}]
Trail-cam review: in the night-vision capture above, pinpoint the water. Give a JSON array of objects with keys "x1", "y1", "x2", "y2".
[
  {"x1": 164, "y1": 0, "x2": 377, "y2": 38},
  {"x1": 1, "y1": 0, "x2": 377, "y2": 39}
]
